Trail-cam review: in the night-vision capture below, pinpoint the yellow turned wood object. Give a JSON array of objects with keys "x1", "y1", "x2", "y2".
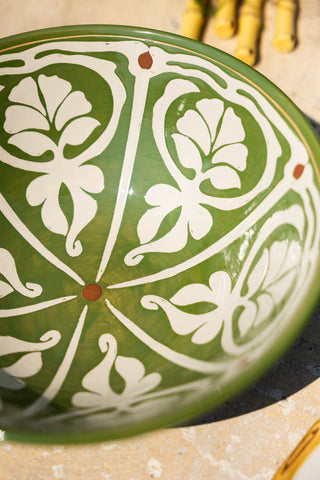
[
  {"x1": 181, "y1": 0, "x2": 207, "y2": 40},
  {"x1": 273, "y1": 419, "x2": 320, "y2": 479},
  {"x1": 214, "y1": 0, "x2": 238, "y2": 39},
  {"x1": 234, "y1": 0, "x2": 264, "y2": 66},
  {"x1": 273, "y1": 0, "x2": 297, "y2": 52}
]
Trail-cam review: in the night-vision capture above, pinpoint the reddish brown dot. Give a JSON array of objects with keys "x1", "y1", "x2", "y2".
[
  {"x1": 138, "y1": 51, "x2": 153, "y2": 69},
  {"x1": 238, "y1": 357, "x2": 250, "y2": 370},
  {"x1": 293, "y1": 164, "x2": 305, "y2": 179},
  {"x1": 82, "y1": 283, "x2": 102, "y2": 301}
]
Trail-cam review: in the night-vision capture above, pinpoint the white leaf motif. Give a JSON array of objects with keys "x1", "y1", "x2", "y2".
[
  {"x1": 125, "y1": 211, "x2": 189, "y2": 266},
  {"x1": 211, "y1": 143, "x2": 248, "y2": 171},
  {"x1": 170, "y1": 283, "x2": 214, "y2": 306},
  {"x1": 255, "y1": 293, "x2": 273, "y2": 326},
  {"x1": 26, "y1": 174, "x2": 68, "y2": 235},
  {"x1": 208, "y1": 166, "x2": 241, "y2": 190},
  {"x1": 169, "y1": 271, "x2": 231, "y2": 307},
  {"x1": 196, "y1": 98, "x2": 224, "y2": 143},
  {"x1": 65, "y1": 186, "x2": 100, "y2": 257},
  {"x1": 240, "y1": 239, "x2": 302, "y2": 334},
  {"x1": 208, "y1": 271, "x2": 233, "y2": 305},
  {"x1": 263, "y1": 241, "x2": 288, "y2": 288},
  {"x1": 266, "y1": 241, "x2": 301, "y2": 289},
  {"x1": 142, "y1": 270, "x2": 232, "y2": 344},
  {"x1": 187, "y1": 202, "x2": 213, "y2": 239},
  {"x1": 4, "y1": 74, "x2": 104, "y2": 256},
  {"x1": 115, "y1": 356, "x2": 161, "y2": 397},
  {"x1": 247, "y1": 249, "x2": 269, "y2": 297},
  {"x1": 143, "y1": 293, "x2": 215, "y2": 339},
  {"x1": 72, "y1": 164, "x2": 105, "y2": 194},
  {"x1": 55, "y1": 90, "x2": 92, "y2": 131},
  {"x1": 8, "y1": 131, "x2": 55, "y2": 157},
  {"x1": 238, "y1": 302, "x2": 256, "y2": 337},
  {"x1": 0, "y1": 330, "x2": 61, "y2": 356},
  {"x1": 177, "y1": 109, "x2": 211, "y2": 155},
  {"x1": 173, "y1": 99, "x2": 248, "y2": 192},
  {"x1": 213, "y1": 107, "x2": 246, "y2": 150},
  {"x1": 127, "y1": 179, "x2": 213, "y2": 264},
  {"x1": 145, "y1": 183, "x2": 181, "y2": 207},
  {"x1": 190, "y1": 312, "x2": 223, "y2": 344},
  {"x1": 59, "y1": 116, "x2": 100, "y2": 147},
  {"x1": 0, "y1": 330, "x2": 60, "y2": 394},
  {"x1": 172, "y1": 133, "x2": 202, "y2": 173},
  {"x1": 142, "y1": 289, "x2": 227, "y2": 345},
  {"x1": 8, "y1": 77, "x2": 46, "y2": 115},
  {"x1": 38, "y1": 74, "x2": 72, "y2": 122},
  {"x1": 266, "y1": 268, "x2": 297, "y2": 305},
  {"x1": 127, "y1": 95, "x2": 250, "y2": 264},
  {"x1": 4, "y1": 105, "x2": 49, "y2": 134},
  {"x1": 0, "y1": 248, "x2": 42, "y2": 299},
  {"x1": 3, "y1": 352, "x2": 42, "y2": 378},
  {"x1": 133, "y1": 184, "x2": 182, "y2": 248},
  {"x1": 72, "y1": 334, "x2": 161, "y2": 410},
  {"x1": 137, "y1": 205, "x2": 173, "y2": 245}
]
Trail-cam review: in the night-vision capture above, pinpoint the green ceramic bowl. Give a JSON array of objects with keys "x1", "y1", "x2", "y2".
[{"x1": 0, "y1": 25, "x2": 320, "y2": 444}]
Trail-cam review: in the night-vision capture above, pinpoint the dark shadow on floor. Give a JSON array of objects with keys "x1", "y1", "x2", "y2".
[
  {"x1": 180, "y1": 115, "x2": 320, "y2": 427},
  {"x1": 307, "y1": 116, "x2": 320, "y2": 138},
  {"x1": 187, "y1": 305, "x2": 320, "y2": 426}
]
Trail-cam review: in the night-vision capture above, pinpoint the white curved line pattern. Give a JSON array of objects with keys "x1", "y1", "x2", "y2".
[
  {"x1": 105, "y1": 298, "x2": 232, "y2": 374},
  {"x1": 0, "y1": 295, "x2": 78, "y2": 318},
  {"x1": 0, "y1": 37, "x2": 318, "y2": 427},
  {"x1": 0, "y1": 192, "x2": 84, "y2": 285},
  {"x1": 108, "y1": 178, "x2": 291, "y2": 289},
  {"x1": 20, "y1": 306, "x2": 88, "y2": 418},
  {"x1": 96, "y1": 73, "x2": 150, "y2": 282}
]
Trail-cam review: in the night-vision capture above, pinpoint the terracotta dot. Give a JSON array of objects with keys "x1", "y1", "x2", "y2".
[
  {"x1": 82, "y1": 283, "x2": 102, "y2": 301},
  {"x1": 293, "y1": 164, "x2": 305, "y2": 179},
  {"x1": 138, "y1": 51, "x2": 153, "y2": 69},
  {"x1": 238, "y1": 357, "x2": 250, "y2": 370}
]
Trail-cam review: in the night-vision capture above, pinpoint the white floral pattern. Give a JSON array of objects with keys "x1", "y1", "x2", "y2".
[
  {"x1": 4, "y1": 75, "x2": 104, "y2": 257},
  {"x1": 0, "y1": 37, "x2": 317, "y2": 436},
  {"x1": 141, "y1": 237, "x2": 303, "y2": 347},
  {"x1": 125, "y1": 98, "x2": 249, "y2": 265},
  {"x1": 142, "y1": 271, "x2": 230, "y2": 345},
  {"x1": 4, "y1": 75, "x2": 98, "y2": 153},
  {"x1": 72, "y1": 334, "x2": 161, "y2": 411},
  {"x1": 0, "y1": 248, "x2": 42, "y2": 299},
  {"x1": 174, "y1": 98, "x2": 248, "y2": 189},
  {"x1": 0, "y1": 330, "x2": 61, "y2": 409},
  {"x1": 136, "y1": 182, "x2": 212, "y2": 248},
  {"x1": 238, "y1": 239, "x2": 302, "y2": 336}
]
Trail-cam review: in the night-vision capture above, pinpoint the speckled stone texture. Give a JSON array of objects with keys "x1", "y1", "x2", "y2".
[{"x1": 0, "y1": 1, "x2": 319, "y2": 479}]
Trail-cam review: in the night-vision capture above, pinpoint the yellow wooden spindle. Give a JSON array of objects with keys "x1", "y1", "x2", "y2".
[
  {"x1": 214, "y1": 0, "x2": 238, "y2": 39},
  {"x1": 273, "y1": 0, "x2": 298, "y2": 52},
  {"x1": 234, "y1": 0, "x2": 264, "y2": 66},
  {"x1": 181, "y1": 0, "x2": 207, "y2": 40}
]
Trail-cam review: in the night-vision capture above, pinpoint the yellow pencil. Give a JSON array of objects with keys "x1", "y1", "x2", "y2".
[
  {"x1": 181, "y1": 0, "x2": 207, "y2": 40},
  {"x1": 273, "y1": 0, "x2": 298, "y2": 52},
  {"x1": 234, "y1": 0, "x2": 265, "y2": 66},
  {"x1": 214, "y1": 0, "x2": 238, "y2": 39}
]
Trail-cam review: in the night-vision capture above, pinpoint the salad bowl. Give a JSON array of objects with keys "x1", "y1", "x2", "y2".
[{"x1": 0, "y1": 25, "x2": 320, "y2": 443}]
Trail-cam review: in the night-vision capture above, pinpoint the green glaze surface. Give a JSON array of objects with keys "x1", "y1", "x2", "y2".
[{"x1": 0, "y1": 25, "x2": 320, "y2": 444}]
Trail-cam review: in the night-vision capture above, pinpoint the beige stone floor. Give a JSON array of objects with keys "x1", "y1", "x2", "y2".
[{"x1": 0, "y1": 1, "x2": 320, "y2": 479}]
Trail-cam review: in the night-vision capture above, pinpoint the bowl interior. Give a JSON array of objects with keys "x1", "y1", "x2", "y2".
[{"x1": 0, "y1": 25, "x2": 320, "y2": 443}]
